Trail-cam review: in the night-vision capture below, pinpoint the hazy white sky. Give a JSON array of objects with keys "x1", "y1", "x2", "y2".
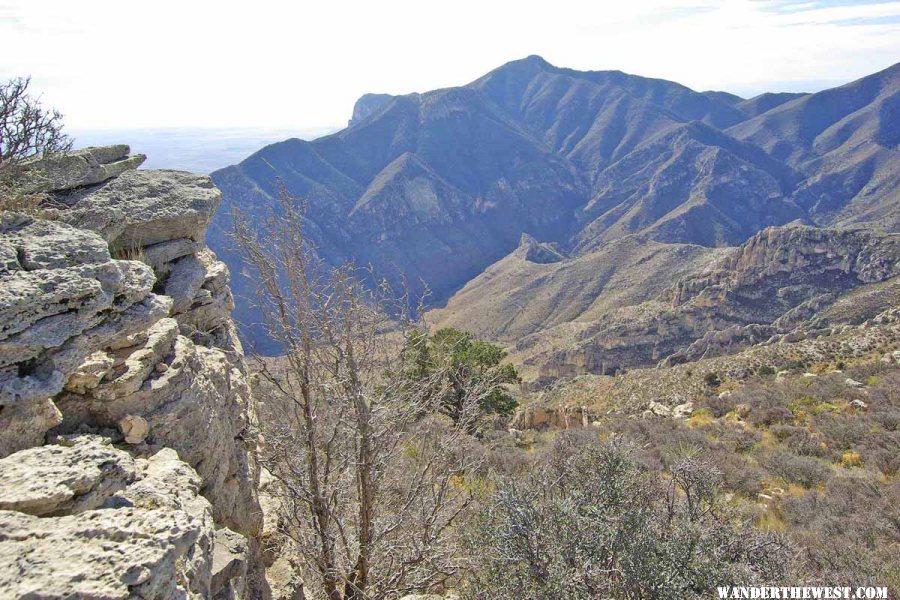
[{"x1": 2, "y1": 0, "x2": 899, "y2": 130}]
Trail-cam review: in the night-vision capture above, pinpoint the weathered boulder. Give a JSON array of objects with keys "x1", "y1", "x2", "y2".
[
  {"x1": 0, "y1": 435, "x2": 139, "y2": 516},
  {"x1": 0, "y1": 440, "x2": 216, "y2": 598},
  {"x1": 20, "y1": 145, "x2": 146, "y2": 193},
  {"x1": 61, "y1": 169, "x2": 222, "y2": 250}
]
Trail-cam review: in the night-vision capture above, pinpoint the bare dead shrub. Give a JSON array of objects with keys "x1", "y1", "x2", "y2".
[{"x1": 234, "y1": 184, "x2": 488, "y2": 599}]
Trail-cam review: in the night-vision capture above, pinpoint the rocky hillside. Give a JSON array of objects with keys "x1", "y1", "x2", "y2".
[
  {"x1": 0, "y1": 147, "x2": 266, "y2": 598},
  {"x1": 729, "y1": 62, "x2": 900, "y2": 230},
  {"x1": 210, "y1": 56, "x2": 900, "y2": 356},
  {"x1": 431, "y1": 223, "x2": 900, "y2": 386}
]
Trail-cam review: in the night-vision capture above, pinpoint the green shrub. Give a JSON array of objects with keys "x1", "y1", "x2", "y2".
[
  {"x1": 704, "y1": 372, "x2": 722, "y2": 387},
  {"x1": 758, "y1": 365, "x2": 776, "y2": 377}
]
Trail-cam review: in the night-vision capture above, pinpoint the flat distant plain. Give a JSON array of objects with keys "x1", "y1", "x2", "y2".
[{"x1": 72, "y1": 126, "x2": 338, "y2": 173}]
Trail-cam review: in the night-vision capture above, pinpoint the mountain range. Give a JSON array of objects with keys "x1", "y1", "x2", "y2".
[{"x1": 209, "y1": 56, "x2": 900, "y2": 378}]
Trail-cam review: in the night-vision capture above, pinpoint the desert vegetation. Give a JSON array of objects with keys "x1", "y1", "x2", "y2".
[
  {"x1": 234, "y1": 184, "x2": 900, "y2": 599},
  {"x1": 233, "y1": 186, "x2": 517, "y2": 599},
  {"x1": 0, "y1": 76, "x2": 72, "y2": 212},
  {"x1": 517, "y1": 359, "x2": 900, "y2": 595}
]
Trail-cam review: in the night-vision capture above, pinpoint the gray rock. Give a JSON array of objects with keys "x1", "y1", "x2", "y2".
[
  {"x1": 672, "y1": 401, "x2": 694, "y2": 419},
  {"x1": 88, "y1": 318, "x2": 179, "y2": 401},
  {"x1": 881, "y1": 350, "x2": 900, "y2": 364},
  {"x1": 0, "y1": 216, "x2": 166, "y2": 408},
  {"x1": 0, "y1": 214, "x2": 110, "y2": 270},
  {"x1": 142, "y1": 237, "x2": 202, "y2": 276},
  {"x1": 212, "y1": 527, "x2": 249, "y2": 599},
  {"x1": 0, "y1": 398, "x2": 63, "y2": 458},
  {"x1": 0, "y1": 160, "x2": 264, "y2": 595},
  {"x1": 64, "y1": 351, "x2": 115, "y2": 393},
  {"x1": 647, "y1": 400, "x2": 672, "y2": 417},
  {"x1": 62, "y1": 169, "x2": 221, "y2": 250},
  {"x1": 165, "y1": 254, "x2": 207, "y2": 314},
  {"x1": 56, "y1": 333, "x2": 261, "y2": 537},
  {"x1": 20, "y1": 145, "x2": 146, "y2": 193},
  {"x1": 0, "y1": 435, "x2": 139, "y2": 516},
  {"x1": 0, "y1": 445, "x2": 215, "y2": 599}
]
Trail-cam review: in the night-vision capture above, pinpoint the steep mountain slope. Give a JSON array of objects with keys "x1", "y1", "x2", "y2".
[
  {"x1": 737, "y1": 91, "x2": 808, "y2": 117},
  {"x1": 729, "y1": 62, "x2": 900, "y2": 230},
  {"x1": 575, "y1": 121, "x2": 806, "y2": 249},
  {"x1": 210, "y1": 57, "x2": 766, "y2": 302},
  {"x1": 469, "y1": 55, "x2": 747, "y2": 181},
  {"x1": 211, "y1": 56, "x2": 900, "y2": 358},
  {"x1": 212, "y1": 82, "x2": 587, "y2": 305}
]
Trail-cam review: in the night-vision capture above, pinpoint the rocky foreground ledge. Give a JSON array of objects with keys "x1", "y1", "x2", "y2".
[{"x1": 0, "y1": 146, "x2": 264, "y2": 598}]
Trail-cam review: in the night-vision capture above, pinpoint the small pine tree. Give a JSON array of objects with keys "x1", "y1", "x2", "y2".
[{"x1": 399, "y1": 327, "x2": 519, "y2": 426}]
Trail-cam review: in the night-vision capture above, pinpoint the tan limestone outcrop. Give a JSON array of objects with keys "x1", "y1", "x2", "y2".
[
  {"x1": 509, "y1": 403, "x2": 596, "y2": 430},
  {"x1": 0, "y1": 436, "x2": 216, "y2": 598},
  {"x1": 0, "y1": 145, "x2": 264, "y2": 597},
  {"x1": 20, "y1": 145, "x2": 147, "y2": 194}
]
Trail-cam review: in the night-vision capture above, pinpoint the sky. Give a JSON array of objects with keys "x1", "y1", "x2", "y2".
[{"x1": 1, "y1": 0, "x2": 899, "y2": 130}]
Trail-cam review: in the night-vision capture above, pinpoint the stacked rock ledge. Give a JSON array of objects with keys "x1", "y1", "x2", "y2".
[{"x1": 0, "y1": 146, "x2": 264, "y2": 598}]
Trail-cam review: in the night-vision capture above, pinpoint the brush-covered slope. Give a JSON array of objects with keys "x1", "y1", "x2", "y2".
[
  {"x1": 433, "y1": 224, "x2": 900, "y2": 384},
  {"x1": 428, "y1": 232, "x2": 720, "y2": 342}
]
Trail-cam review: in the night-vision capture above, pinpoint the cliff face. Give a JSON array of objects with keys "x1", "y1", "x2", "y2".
[
  {"x1": 348, "y1": 92, "x2": 394, "y2": 126},
  {"x1": 0, "y1": 146, "x2": 263, "y2": 598}
]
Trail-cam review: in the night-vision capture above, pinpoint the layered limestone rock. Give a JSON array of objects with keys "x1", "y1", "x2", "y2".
[
  {"x1": 0, "y1": 213, "x2": 169, "y2": 452},
  {"x1": 20, "y1": 145, "x2": 147, "y2": 194},
  {"x1": 667, "y1": 225, "x2": 900, "y2": 307},
  {"x1": 0, "y1": 146, "x2": 263, "y2": 597},
  {"x1": 0, "y1": 436, "x2": 216, "y2": 598}
]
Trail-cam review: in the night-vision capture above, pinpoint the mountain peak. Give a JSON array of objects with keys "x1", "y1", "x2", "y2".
[
  {"x1": 521, "y1": 54, "x2": 552, "y2": 67},
  {"x1": 490, "y1": 55, "x2": 556, "y2": 77},
  {"x1": 349, "y1": 93, "x2": 395, "y2": 126}
]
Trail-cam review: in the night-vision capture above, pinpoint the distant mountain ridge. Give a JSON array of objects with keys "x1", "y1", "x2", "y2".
[{"x1": 210, "y1": 56, "x2": 900, "y2": 360}]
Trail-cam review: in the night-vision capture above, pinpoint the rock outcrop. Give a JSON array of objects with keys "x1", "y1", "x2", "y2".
[
  {"x1": 348, "y1": 92, "x2": 395, "y2": 126},
  {"x1": 0, "y1": 146, "x2": 263, "y2": 597},
  {"x1": 20, "y1": 145, "x2": 147, "y2": 194},
  {"x1": 0, "y1": 436, "x2": 216, "y2": 598},
  {"x1": 509, "y1": 403, "x2": 596, "y2": 430}
]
